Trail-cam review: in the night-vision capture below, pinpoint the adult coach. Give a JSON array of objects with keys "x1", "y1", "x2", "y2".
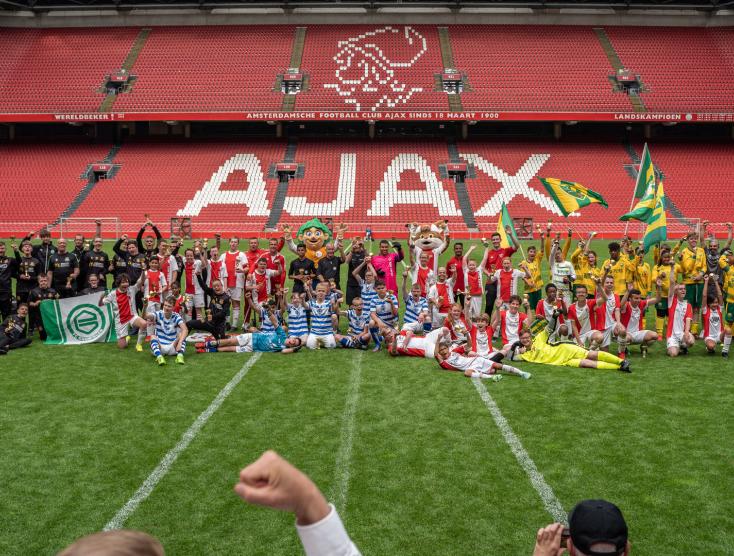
[
  {"x1": 345, "y1": 237, "x2": 366, "y2": 305},
  {"x1": 480, "y1": 227, "x2": 519, "y2": 315}
]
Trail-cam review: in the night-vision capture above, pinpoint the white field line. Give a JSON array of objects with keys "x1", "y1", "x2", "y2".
[
  {"x1": 472, "y1": 377, "x2": 567, "y2": 524},
  {"x1": 329, "y1": 351, "x2": 363, "y2": 515},
  {"x1": 104, "y1": 353, "x2": 263, "y2": 531}
]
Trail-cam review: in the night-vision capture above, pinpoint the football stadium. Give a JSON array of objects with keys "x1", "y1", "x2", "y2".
[{"x1": 0, "y1": 1, "x2": 733, "y2": 554}]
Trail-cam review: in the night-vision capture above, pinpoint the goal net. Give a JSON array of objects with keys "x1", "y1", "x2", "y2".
[{"x1": 58, "y1": 217, "x2": 121, "y2": 239}]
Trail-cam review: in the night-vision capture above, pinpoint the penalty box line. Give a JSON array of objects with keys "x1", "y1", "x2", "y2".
[
  {"x1": 472, "y1": 378, "x2": 567, "y2": 524},
  {"x1": 104, "y1": 353, "x2": 263, "y2": 531}
]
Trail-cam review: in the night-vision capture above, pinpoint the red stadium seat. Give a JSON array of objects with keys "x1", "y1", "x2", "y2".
[{"x1": 4, "y1": 140, "x2": 732, "y2": 237}]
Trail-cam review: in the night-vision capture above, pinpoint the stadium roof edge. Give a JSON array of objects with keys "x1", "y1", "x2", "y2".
[{"x1": 1, "y1": 3, "x2": 733, "y2": 26}]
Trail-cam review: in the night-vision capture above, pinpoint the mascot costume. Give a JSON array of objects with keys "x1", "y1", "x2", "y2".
[
  {"x1": 407, "y1": 220, "x2": 450, "y2": 274},
  {"x1": 283, "y1": 219, "x2": 346, "y2": 265}
]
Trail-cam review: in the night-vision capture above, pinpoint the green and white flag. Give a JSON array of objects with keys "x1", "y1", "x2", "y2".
[{"x1": 40, "y1": 293, "x2": 118, "y2": 345}]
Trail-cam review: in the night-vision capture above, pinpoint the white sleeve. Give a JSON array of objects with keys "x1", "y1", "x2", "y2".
[
  {"x1": 170, "y1": 256, "x2": 178, "y2": 273},
  {"x1": 101, "y1": 291, "x2": 114, "y2": 305},
  {"x1": 296, "y1": 505, "x2": 361, "y2": 556}
]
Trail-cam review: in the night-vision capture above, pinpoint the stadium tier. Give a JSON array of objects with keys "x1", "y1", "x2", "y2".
[
  {"x1": 70, "y1": 140, "x2": 284, "y2": 232},
  {"x1": 0, "y1": 25, "x2": 732, "y2": 117},
  {"x1": 0, "y1": 27, "x2": 141, "y2": 113},
  {"x1": 0, "y1": 142, "x2": 115, "y2": 231},
  {"x1": 296, "y1": 25, "x2": 449, "y2": 113},
  {"x1": 450, "y1": 26, "x2": 632, "y2": 113},
  {"x1": 2, "y1": 140, "x2": 732, "y2": 237},
  {"x1": 605, "y1": 26, "x2": 734, "y2": 112},
  {"x1": 112, "y1": 26, "x2": 291, "y2": 113}
]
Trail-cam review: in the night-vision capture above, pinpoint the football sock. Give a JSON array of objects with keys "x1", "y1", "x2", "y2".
[
  {"x1": 616, "y1": 336, "x2": 628, "y2": 356},
  {"x1": 369, "y1": 327, "x2": 381, "y2": 347},
  {"x1": 595, "y1": 361, "x2": 620, "y2": 370},
  {"x1": 499, "y1": 364, "x2": 523, "y2": 376},
  {"x1": 232, "y1": 308, "x2": 240, "y2": 327},
  {"x1": 177, "y1": 339, "x2": 187, "y2": 354},
  {"x1": 474, "y1": 371, "x2": 502, "y2": 381},
  {"x1": 655, "y1": 317, "x2": 665, "y2": 338},
  {"x1": 723, "y1": 334, "x2": 732, "y2": 353},
  {"x1": 691, "y1": 322, "x2": 700, "y2": 335},
  {"x1": 597, "y1": 351, "x2": 623, "y2": 364},
  {"x1": 150, "y1": 338, "x2": 162, "y2": 357},
  {"x1": 137, "y1": 326, "x2": 146, "y2": 345},
  {"x1": 340, "y1": 337, "x2": 353, "y2": 348}
]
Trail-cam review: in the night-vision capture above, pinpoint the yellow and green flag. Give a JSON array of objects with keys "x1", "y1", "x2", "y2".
[
  {"x1": 538, "y1": 178, "x2": 609, "y2": 217},
  {"x1": 642, "y1": 181, "x2": 667, "y2": 252},
  {"x1": 620, "y1": 179, "x2": 657, "y2": 222},
  {"x1": 496, "y1": 202, "x2": 518, "y2": 248},
  {"x1": 634, "y1": 143, "x2": 654, "y2": 199}
]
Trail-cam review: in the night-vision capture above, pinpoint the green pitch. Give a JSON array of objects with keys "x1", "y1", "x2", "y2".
[{"x1": 1, "y1": 238, "x2": 732, "y2": 555}]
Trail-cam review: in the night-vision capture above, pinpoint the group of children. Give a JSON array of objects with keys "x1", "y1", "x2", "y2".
[{"x1": 6, "y1": 219, "x2": 733, "y2": 378}]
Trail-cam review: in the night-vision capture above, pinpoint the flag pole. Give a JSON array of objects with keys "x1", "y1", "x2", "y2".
[{"x1": 625, "y1": 143, "x2": 650, "y2": 237}]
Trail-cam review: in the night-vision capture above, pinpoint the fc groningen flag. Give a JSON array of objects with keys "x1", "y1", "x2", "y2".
[{"x1": 40, "y1": 293, "x2": 118, "y2": 344}]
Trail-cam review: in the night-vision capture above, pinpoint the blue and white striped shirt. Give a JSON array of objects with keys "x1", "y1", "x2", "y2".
[
  {"x1": 347, "y1": 309, "x2": 370, "y2": 336},
  {"x1": 308, "y1": 299, "x2": 333, "y2": 336},
  {"x1": 259, "y1": 307, "x2": 283, "y2": 333},
  {"x1": 404, "y1": 295, "x2": 428, "y2": 324},
  {"x1": 360, "y1": 281, "x2": 377, "y2": 310},
  {"x1": 154, "y1": 310, "x2": 183, "y2": 344},
  {"x1": 287, "y1": 304, "x2": 309, "y2": 337},
  {"x1": 369, "y1": 293, "x2": 399, "y2": 326}
]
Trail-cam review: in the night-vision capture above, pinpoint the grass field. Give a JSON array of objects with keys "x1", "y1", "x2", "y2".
[{"x1": 1, "y1": 237, "x2": 733, "y2": 555}]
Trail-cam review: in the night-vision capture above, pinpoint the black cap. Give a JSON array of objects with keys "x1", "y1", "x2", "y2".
[{"x1": 569, "y1": 499, "x2": 628, "y2": 556}]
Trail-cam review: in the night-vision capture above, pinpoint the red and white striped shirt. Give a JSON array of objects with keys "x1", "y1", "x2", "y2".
[
  {"x1": 667, "y1": 297, "x2": 692, "y2": 338},
  {"x1": 702, "y1": 305, "x2": 722, "y2": 340},
  {"x1": 464, "y1": 268, "x2": 483, "y2": 296},
  {"x1": 499, "y1": 310, "x2": 528, "y2": 344},
  {"x1": 102, "y1": 285, "x2": 139, "y2": 324},
  {"x1": 620, "y1": 300, "x2": 648, "y2": 334},
  {"x1": 144, "y1": 270, "x2": 167, "y2": 303}
]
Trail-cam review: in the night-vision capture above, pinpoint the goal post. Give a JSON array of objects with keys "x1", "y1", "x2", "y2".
[{"x1": 58, "y1": 217, "x2": 121, "y2": 240}]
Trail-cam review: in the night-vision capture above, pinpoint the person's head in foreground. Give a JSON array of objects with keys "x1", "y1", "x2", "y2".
[
  {"x1": 58, "y1": 530, "x2": 164, "y2": 556},
  {"x1": 533, "y1": 499, "x2": 630, "y2": 556}
]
